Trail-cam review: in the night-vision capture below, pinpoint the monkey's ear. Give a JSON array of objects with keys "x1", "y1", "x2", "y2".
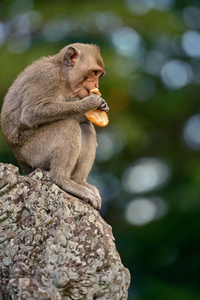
[{"x1": 63, "y1": 46, "x2": 79, "y2": 67}]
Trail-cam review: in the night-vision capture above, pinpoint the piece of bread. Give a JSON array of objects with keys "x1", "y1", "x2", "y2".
[
  {"x1": 85, "y1": 89, "x2": 109, "y2": 127},
  {"x1": 89, "y1": 88, "x2": 102, "y2": 96},
  {"x1": 85, "y1": 109, "x2": 109, "y2": 127}
]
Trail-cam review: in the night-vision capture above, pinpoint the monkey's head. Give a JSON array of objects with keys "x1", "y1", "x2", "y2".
[{"x1": 57, "y1": 43, "x2": 106, "y2": 99}]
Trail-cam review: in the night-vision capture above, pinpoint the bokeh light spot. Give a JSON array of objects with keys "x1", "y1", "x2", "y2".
[
  {"x1": 191, "y1": 59, "x2": 200, "y2": 84},
  {"x1": 8, "y1": 36, "x2": 31, "y2": 54},
  {"x1": 122, "y1": 158, "x2": 171, "y2": 194},
  {"x1": 94, "y1": 11, "x2": 122, "y2": 32},
  {"x1": 111, "y1": 27, "x2": 141, "y2": 57},
  {"x1": 143, "y1": 50, "x2": 166, "y2": 76},
  {"x1": 182, "y1": 31, "x2": 200, "y2": 58},
  {"x1": 126, "y1": 0, "x2": 154, "y2": 15},
  {"x1": 183, "y1": 114, "x2": 200, "y2": 150},
  {"x1": 153, "y1": 0, "x2": 174, "y2": 11},
  {"x1": 43, "y1": 18, "x2": 70, "y2": 42},
  {"x1": 96, "y1": 129, "x2": 125, "y2": 162},
  {"x1": 0, "y1": 23, "x2": 6, "y2": 46},
  {"x1": 10, "y1": 0, "x2": 33, "y2": 16},
  {"x1": 126, "y1": 0, "x2": 174, "y2": 15},
  {"x1": 160, "y1": 59, "x2": 193, "y2": 90},
  {"x1": 183, "y1": 6, "x2": 200, "y2": 29},
  {"x1": 125, "y1": 197, "x2": 167, "y2": 226}
]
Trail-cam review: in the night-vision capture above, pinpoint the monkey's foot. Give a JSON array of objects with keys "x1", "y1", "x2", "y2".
[
  {"x1": 82, "y1": 183, "x2": 100, "y2": 198},
  {"x1": 49, "y1": 176, "x2": 102, "y2": 211},
  {"x1": 86, "y1": 193, "x2": 101, "y2": 211},
  {"x1": 80, "y1": 183, "x2": 102, "y2": 210}
]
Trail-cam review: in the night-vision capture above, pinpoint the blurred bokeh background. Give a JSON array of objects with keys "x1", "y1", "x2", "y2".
[{"x1": 1, "y1": 0, "x2": 200, "y2": 299}]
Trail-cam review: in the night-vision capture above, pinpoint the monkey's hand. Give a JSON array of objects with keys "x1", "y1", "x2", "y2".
[
  {"x1": 84, "y1": 94, "x2": 104, "y2": 110},
  {"x1": 98, "y1": 98, "x2": 109, "y2": 112},
  {"x1": 88, "y1": 88, "x2": 109, "y2": 112}
]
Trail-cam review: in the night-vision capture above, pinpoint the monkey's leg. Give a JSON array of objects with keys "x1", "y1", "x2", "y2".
[
  {"x1": 18, "y1": 120, "x2": 100, "y2": 209},
  {"x1": 46, "y1": 120, "x2": 101, "y2": 210},
  {"x1": 71, "y1": 122, "x2": 102, "y2": 209},
  {"x1": 49, "y1": 151, "x2": 101, "y2": 210}
]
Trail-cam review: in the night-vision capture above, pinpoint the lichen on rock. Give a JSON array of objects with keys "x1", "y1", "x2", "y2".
[{"x1": 0, "y1": 163, "x2": 130, "y2": 299}]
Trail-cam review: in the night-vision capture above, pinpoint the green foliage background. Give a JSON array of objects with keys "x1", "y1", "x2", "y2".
[{"x1": 1, "y1": 0, "x2": 200, "y2": 299}]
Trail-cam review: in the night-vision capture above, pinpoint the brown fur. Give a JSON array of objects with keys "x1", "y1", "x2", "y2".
[{"x1": 0, "y1": 43, "x2": 109, "y2": 210}]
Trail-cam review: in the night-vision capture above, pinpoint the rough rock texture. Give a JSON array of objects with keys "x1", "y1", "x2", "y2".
[{"x1": 0, "y1": 163, "x2": 130, "y2": 299}]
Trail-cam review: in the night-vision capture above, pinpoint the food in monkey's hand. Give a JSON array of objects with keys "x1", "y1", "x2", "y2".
[
  {"x1": 89, "y1": 88, "x2": 102, "y2": 96},
  {"x1": 84, "y1": 109, "x2": 109, "y2": 127},
  {"x1": 85, "y1": 89, "x2": 109, "y2": 127}
]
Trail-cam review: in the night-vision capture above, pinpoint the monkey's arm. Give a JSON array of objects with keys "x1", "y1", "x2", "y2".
[{"x1": 20, "y1": 94, "x2": 107, "y2": 128}]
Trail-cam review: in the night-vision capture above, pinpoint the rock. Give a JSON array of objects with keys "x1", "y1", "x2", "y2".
[{"x1": 0, "y1": 163, "x2": 130, "y2": 299}]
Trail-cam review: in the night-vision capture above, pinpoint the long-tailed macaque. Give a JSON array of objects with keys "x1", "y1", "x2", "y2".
[{"x1": 0, "y1": 43, "x2": 109, "y2": 210}]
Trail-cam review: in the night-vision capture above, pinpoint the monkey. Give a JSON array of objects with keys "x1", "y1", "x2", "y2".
[{"x1": 0, "y1": 43, "x2": 109, "y2": 210}]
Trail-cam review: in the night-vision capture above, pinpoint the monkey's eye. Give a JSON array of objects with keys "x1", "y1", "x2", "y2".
[
  {"x1": 93, "y1": 70, "x2": 105, "y2": 79},
  {"x1": 93, "y1": 70, "x2": 99, "y2": 76}
]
